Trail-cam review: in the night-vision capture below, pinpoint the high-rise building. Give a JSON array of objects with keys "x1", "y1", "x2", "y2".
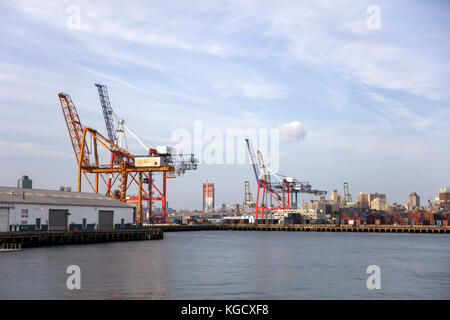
[
  {"x1": 439, "y1": 187, "x2": 450, "y2": 210},
  {"x1": 329, "y1": 190, "x2": 341, "y2": 212},
  {"x1": 357, "y1": 192, "x2": 370, "y2": 209},
  {"x1": 330, "y1": 190, "x2": 340, "y2": 203},
  {"x1": 203, "y1": 182, "x2": 214, "y2": 212},
  {"x1": 370, "y1": 197, "x2": 386, "y2": 211},
  {"x1": 407, "y1": 192, "x2": 420, "y2": 211},
  {"x1": 18, "y1": 175, "x2": 32, "y2": 189},
  {"x1": 368, "y1": 193, "x2": 387, "y2": 211}
]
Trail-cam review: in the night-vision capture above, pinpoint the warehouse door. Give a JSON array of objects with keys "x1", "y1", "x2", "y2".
[
  {"x1": 0, "y1": 208, "x2": 9, "y2": 232},
  {"x1": 98, "y1": 210, "x2": 114, "y2": 230},
  {"x1": 49, "y1": 209, "x2": 68, "y2": 231}
]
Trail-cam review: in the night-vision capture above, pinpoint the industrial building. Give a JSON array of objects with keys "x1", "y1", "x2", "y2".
[
  {"x1": 439, "y1": 188, "x2": 450, "y2": 210},
  {"x1": 356, "y1": 192, "x2": 387, "y2": 210},
  {"x1": 407, "y1": 192, "x2": 420, "y2": 211},
  {"x1": 329, "y1": 190, "x2": 341, "y2": 211},
  {"x1": 17, "y1": 175, "x2": 32, "y2": 189},
  {"x1": 202, "y1": 182, "x2": 214, "y2": 212},
  {"x1": 357, "y1": 192, "x2": 370, "y2": 209},
  {"x1": 0, "y1": 186, "x2": 134, "y2": 232},
  {"x1": 300, "y1": 195, "x2": 330, "y2": 222}
]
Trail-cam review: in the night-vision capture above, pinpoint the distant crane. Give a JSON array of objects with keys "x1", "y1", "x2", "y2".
[
  {"x1": 245, "y1": 138, "x2": 326, "y2": 219},
  {"x1": 343, "y1": 182, "x2": 352, "y2": 206}
]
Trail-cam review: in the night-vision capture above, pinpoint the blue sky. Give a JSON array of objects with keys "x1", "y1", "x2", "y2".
[{"x1": 0, "y1": 0, "x2": 449, "y2": 210}]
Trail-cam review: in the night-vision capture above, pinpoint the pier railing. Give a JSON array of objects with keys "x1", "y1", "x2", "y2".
[
  {"x1": 0, "y1": 228, "x2": 163, "y2": 248},
  {"x1": 0, "y1": 243, "x2": 22, "y2": 251}
]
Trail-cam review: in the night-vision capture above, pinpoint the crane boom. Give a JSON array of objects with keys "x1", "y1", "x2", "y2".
[
  {"x1": 245, "y1": 138, "x2": 260, "y2": 182},
  {"x1": 58, "y1": 93, "x2": 90, "y2": 166},
  {"x1": 95, "y1": 83, "x2": 117, "y2": 145}
]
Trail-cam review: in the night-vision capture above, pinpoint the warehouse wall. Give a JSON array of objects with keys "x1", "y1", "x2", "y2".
[{"x1": 6, "y1": 203, "x2": 134, "y2": 231}]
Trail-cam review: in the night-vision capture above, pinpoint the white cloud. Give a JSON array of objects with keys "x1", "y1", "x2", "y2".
[
  {"x1": 234, "y1": 1, "x2": 450, "y2": 100},
  {"x1": 278, "y1": 121, "x2": 307, "y2": 143},
  {"x1": 13, "y1": 0, "x2": 449, "y2": 101},
  {"x1": 332, "y1": 43, "x2": 447, "y2": 100},
  {"x1": 366, "y1": 91, "x2": 434, "y2": 130},
  {"x1": 13, "y1": 0, "x2": 232, "y2": 58},
  {"x1": 214, "y1": 78, "x2": 287, "y2": 99},
  {"x1": 0, "y1": 73, "x2": 20, "y2": 82}
]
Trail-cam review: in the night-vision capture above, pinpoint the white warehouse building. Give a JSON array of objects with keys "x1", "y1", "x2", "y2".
[{"x1": 0, "y1": 186, "x2": 135, "y2": 232}]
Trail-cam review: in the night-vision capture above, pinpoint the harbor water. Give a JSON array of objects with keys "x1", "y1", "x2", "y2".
[{"x1": 0, "y1": 231, "x2": 449, "y2": 299}]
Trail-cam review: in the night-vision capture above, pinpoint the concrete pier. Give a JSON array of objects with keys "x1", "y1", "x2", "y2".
[
  {"x1": 1, "y1": 224, "x2": 447, "y2": 249},
  {"x1": 146, "y1": 224, "x2": 450, "y2": 234},
  {"x1": 219, "y1": 224, "x2": 450, "y2": 233},
  {"x1": 0, "y1": 228, "x2": 163, "y2": 248}
]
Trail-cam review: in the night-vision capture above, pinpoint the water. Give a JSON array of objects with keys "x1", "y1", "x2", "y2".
[{"x1": 0, "y1": 231, "x2": 449, "y2": 299}]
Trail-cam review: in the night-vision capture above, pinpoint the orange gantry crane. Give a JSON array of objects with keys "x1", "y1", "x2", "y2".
[
  {"x1": 58, "y1": 92, "x2": 174, "y2": 224},
  {"x1": 93, "y1": 83, "x2": 197, "y2": 222}
]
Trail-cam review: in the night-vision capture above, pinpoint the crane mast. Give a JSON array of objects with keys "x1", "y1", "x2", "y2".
[
  {"x1": 343, "y1": 182, "x2": 353, "y2": 206},
  {"x1": 245, "y1": 138, "x2": 260, "y2": 182},
  {"x1": 95, "y1": 83, "x2": 117, "y2": 146}
]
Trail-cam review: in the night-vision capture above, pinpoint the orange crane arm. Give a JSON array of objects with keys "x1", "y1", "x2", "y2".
[{"x1": 58, "y1": 93, "x2": 90, "y2": 166}]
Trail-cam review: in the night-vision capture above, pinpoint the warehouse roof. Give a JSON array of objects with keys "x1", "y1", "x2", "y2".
[{"x1": 0, "y1": 186, "x2": 133, "y2": 208}]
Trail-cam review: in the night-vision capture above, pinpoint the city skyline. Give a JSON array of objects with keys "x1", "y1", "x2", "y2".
[
  {"x1": 0, "y1": 1, "x2": 449, "y2": 210},
  {"x1": 11, "y1": 174, "x2": 447, "y2": 213}
]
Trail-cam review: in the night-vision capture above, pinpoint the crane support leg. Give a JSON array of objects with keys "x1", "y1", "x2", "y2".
[
  {"x1": 162, "y1": 172, "x2": 167, "y2": 221},
  {"x1": 138, "y1": 172, "x2": 142, "y2": 224}
]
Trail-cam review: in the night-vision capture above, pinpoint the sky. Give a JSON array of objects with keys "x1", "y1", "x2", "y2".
[{"x1": 0, "y1": 0, "x2": 449, "y2": 210}]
